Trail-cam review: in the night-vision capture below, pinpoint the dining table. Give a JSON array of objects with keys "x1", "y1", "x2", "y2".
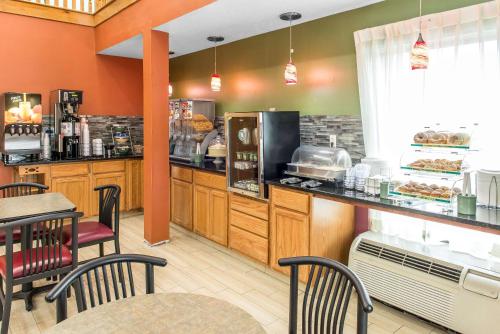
[
  {"x1": 46, "y1": 293, "x2": 266, "y2": 333},
  {"x1": 0, "y1": 191, "x2": 77, "y2": 311},
  {"x1": 0, "y1": 192, "x2": 76, "y2": 223}
]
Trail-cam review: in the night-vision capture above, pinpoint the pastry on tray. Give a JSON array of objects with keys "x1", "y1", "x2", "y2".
[
  {"x1": 413, "y1": 130, "x2": 470, "y2": 146},
  {"x1": 407, "y1": 158, "x2": 463, "y2": 172},
  {"x1": 395, "y1": 181, "x2": 461, "y2": 200}
]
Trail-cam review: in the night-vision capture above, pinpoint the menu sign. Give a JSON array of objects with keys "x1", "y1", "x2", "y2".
[{"x1": 3, "y1": 92, "x2": 42, "y2": 124}]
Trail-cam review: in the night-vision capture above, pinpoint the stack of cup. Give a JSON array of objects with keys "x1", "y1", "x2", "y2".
[{"x1": 92, "y1": 138, "x2": 103, "y2": 156}]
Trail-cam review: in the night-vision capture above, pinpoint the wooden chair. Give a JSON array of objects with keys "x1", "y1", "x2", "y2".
[
  {"x1": 0, "y1": 182, "x2": 49, "y2": 246},
  {"x1": 45, "y1": 254, "x2": 167, "y2": 323},
  {"x1": 0, "y1": 211, "x2": 82, "y2": 334},
  {"x1": 62, "y1": 185, "x2": 121, "y2": 259},
  {"x1": 279, "y1": 256, "x2": 373, "y2": 334}
]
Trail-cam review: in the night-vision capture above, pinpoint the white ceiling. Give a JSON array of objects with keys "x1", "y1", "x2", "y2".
[{"x1": 98, "y1": 0, "x2": 382, "y2": 59}]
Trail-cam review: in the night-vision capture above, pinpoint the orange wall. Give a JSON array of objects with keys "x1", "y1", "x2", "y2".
[
  {"x1": 0, "y1": 12, "x2": 143, "y2": 184},
  {"x1": 0, "y1": 12, "x2": 143, "y2": 117}
]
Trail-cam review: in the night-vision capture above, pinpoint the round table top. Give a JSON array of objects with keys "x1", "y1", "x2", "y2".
[{"x1": 46, "y1": 293, "x2": 265, "y2": 334}]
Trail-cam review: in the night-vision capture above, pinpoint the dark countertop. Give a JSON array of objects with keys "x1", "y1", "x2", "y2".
[
  {"x1": 2, "y1": 155, "x2": 143, "y2": 167},
  {"x1": 170, "y1": 159, "x2": 226, "y2": 175},
  {"x1": 267, "y1": 179, "x2": 500, "y2": 233}
]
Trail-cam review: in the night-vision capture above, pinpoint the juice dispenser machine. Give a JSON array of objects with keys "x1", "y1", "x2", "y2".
[{"x1": 0, "y1": 92, "x2": 43, "y2": 163}]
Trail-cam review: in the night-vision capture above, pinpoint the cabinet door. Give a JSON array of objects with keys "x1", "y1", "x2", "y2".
[
  {"x1": 209, "y1": 189, "x2": 228, "y2": 246},
  {"x1": 51, "y1": 176, "x2": 91, "y2": 217},
  {"x1": 170, "y1": 178, "x2": 193, "y2": 230},
  {"x1": 91, "y1": 172, "x2": 126, "y2": 216},
  {"x1": 271, "y1": 206, "x2": 310, "y2": 281},
  {"x1": 193, "y1": 185, "x2": 210, "y2": 237},
  {"x1": 126, "y1": 160, "x2": 144, "y2": 211}
]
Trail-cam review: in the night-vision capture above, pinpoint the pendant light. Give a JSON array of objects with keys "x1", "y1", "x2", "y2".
[
  {"x1": 410, "y1": 0, "x2": 429, "y2": 70},
  {"x1": 207, "y1": 36, "x2": 224, "y2": 92},
  {"x1": 280, "y1": 12, "x2": 301, "y2": 85}
]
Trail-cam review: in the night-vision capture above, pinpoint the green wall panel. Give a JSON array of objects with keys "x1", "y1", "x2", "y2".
[{"x1": 170, "y1": 0, "x2": 490, "y2": 116}]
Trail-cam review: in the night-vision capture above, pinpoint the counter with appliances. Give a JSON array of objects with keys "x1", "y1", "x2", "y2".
[
  {"x1": 267, "y1": 179, "x2": 500, "y2": 234},
  {"x1": 170, "y1": 159, "x2": 226, "y2": 175}
]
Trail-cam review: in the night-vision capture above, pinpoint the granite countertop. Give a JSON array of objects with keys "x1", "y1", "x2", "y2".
[
  {"x1": 170, "y1": 158, "x2": 226, "y2": 175},
  {"x1": 267, "y1": 179, "x2": 500, "y2": 233},
  {"x1": 2, "y1": 154, "x2": 143, "y2": 167}
]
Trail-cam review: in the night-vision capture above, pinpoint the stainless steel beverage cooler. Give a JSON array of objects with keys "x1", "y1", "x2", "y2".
[{"x1": 225, "y1": 111, "x2": 300, "y2": 199}]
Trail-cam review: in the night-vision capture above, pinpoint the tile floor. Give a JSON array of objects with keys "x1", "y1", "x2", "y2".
[{"x1": 4, "y1": 213, "x2": 447, "y2": 333}]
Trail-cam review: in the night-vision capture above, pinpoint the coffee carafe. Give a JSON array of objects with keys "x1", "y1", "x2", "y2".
[{"x1": 49, "y1": 90, "x2": 83, "y2": 160}]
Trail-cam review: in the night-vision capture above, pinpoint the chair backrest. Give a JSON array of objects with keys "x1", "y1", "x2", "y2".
[
  {"x1": 95, "y1": 185, "x2": 120, "y2": 231},
  {"x1": 279, "y1": 256, "x2": 373, "y2": 334},
  {"x1": 46, "y1": 254, "x2": 167, "y2": 323},
  {"x1": 0, "y1": 182, "x2": 48, "y2": 198},
  {"x1": 2, "y1": 211, "x2": 82, "y2": 283}
]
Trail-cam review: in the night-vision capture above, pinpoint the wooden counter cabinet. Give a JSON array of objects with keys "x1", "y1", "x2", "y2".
[
  {"x1": 170, "y1": 166, "x2": 193, "y2": 230},
  {"x1": 91, "y1": 161, "x2": 127, "y2": 216},
  {"x1": 193, "y1": 170, "x2": 228, "y2": 246}
]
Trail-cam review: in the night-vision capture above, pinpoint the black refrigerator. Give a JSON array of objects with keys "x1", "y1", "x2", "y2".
[{"x1": 225, "y1": 111, "x2": 300, "y2": 199}]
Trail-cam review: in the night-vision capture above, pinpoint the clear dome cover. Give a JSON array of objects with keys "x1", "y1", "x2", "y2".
[
  {"x1": 290, "y1": 145, "x2": 352, "y2": 169},
  {"x1": 286, "y1": 145, "x2": 352, "y2": 181}
]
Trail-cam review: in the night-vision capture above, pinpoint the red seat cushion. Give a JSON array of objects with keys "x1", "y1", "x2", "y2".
[
  {"x1": 62, "y1": 221, "x2": 114, "y2": 246},
  {"x1": 0, "y1": 245, "x2": 73, "y2": 279},
  {"x1": 0, "y1": 227, "x2": 21, "y2": 243}
]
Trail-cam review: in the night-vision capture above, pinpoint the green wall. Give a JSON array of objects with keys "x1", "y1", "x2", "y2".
[{"x1": 170, "y1": 0, "x2": 490, "y2": 116}]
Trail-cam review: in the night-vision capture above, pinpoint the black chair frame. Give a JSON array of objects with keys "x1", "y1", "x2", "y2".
[
  {"x1": 279, "y1": 256, "x2": 373, "y2": 334},
  {"x1": 46, "y1": 253, "x2": 167, "y2": 323},
  {"x1": 0, "y1": 182, "x2": 48, "y2": 199},
  {"x1": 0, "y1": 211, "x2": 81, "y2": 334},
  {"x1": 78, "y1": 185, "x2": 121, "y2": 257}
]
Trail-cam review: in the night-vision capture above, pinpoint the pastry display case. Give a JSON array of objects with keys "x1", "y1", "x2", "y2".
[
  {"x1": 286, "y1": 145, "x2": 352, "y2": 181},
  {"x1": 225, "y1": 111, "x2": 300, "y2": 199},
  {"x1": 389, "y1": 124, "x2": 478, "y2": 209}
]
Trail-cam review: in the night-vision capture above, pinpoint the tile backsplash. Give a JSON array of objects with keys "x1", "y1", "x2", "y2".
[
  {"x1": 41, "y1": 114, "x2": 364, "y2": 161},
  {"x1": 214, "y1": 115, "x2": 365, "y2": 162}
]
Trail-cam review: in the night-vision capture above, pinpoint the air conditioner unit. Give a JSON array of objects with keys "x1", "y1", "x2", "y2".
[{"x1": 349, "y1": 231, "x2": 500, "y2": 334}]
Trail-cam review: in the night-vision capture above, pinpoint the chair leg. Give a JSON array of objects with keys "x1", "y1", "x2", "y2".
[
  {"x1": 114, "y1": 236, "x2": 121, "y2": 254},
  {"x1": 99, "y1": 243, "x2": 104, "y2": 257},
  {"x1": 24, "y1": 290, "x2": 34, "y2": 312},
  {"x1": 0, "y1": 277, "x2": 4, "y2": 321},
  {"x1": 1, "y1": 284, "x2": 13, "y2": 334}
]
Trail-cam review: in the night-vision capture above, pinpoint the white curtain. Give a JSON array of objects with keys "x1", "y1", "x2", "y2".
[
  {"x1": 355, "y1": 1, "x2": 500, "y2": 262},
  {"x1": 355, "y1": 0, "x2": 500, "y2": 166}
]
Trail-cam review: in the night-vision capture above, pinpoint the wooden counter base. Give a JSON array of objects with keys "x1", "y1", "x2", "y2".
[{"x1": 13, "y1": 158, "x2": 143, "y2": 217}]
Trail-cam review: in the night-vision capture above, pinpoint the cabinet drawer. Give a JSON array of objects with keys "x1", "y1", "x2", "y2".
[
  {"x1": 229, "y1": 226, "x2": 268, "y2": 264},
  {"x1": 193, "y1": 170, "x2": 226, "y2": 191},
  {"x1": 51, "y1": 163, "x2": 90, "y2": 177},
  {"x1": 171, "y1": 165, "x2": 193, "y2": 182},
  {"x1": 271, "y1": 186, "x2": 310, "y2": 214},
  {"x1": 92, "y1": 160, "x2": 126, "y2": 174},
  {"x1": 17, "y1": 165, "x2": 50, "y2": 176},
  {"x1": 230, "y1": 193, "x2": 268, "y2": 220},
  {"x1": 230, "y1": 209, "x2": 268, "y2": 238}
]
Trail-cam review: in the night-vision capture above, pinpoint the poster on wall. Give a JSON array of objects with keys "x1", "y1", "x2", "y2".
[{"x1": 3, "y1": 92, "x2": 42, "y2": 124}]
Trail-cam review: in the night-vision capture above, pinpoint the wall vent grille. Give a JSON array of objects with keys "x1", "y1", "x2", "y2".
[{"x1": 356, "y1": 240, "x2": 462, "y2": 283}]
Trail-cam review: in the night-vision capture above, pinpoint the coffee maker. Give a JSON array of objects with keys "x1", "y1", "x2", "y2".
[
  {"x1": 0, "y1": 92, "x2": 43, "y2": 163},
  {"x1": 49, "y1": 90, "x2": 83, "y2": 160}
]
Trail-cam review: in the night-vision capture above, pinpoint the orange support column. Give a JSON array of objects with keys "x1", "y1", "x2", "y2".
[{"x1": 143, "y1": 29, "x2": 170, "y2": 244}]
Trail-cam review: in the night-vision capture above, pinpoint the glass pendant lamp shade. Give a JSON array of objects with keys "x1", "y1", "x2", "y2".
[
  {"x1": 410, "y1": 33, "x2": 429, "y2": 70},
  {"x1": 280, "y1": 12, "x2": 301, "y2": 86},
  {"x1": 211, "y1": 73, "x2": 221, "y2": 92},
  {"x1": 208, "y1": 36, "x2": 224, "y2": 92},
  {"x1": 411, "y1": 0, "x2": 428, "y2": 70},
  {"x1": 284, "y1": 62, "x2": 298, "y2": 85}
]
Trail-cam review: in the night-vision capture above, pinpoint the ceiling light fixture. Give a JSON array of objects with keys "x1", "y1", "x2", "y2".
[
  {"x1": 208, "y1": 36, "x2": 224, "y2": 92},
  {"x1": 410, "y1": 0, "x2": 429, "y2": 70},
  {"x1": 280, "y1": 12, "x2": 301, "y2": 85}
]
